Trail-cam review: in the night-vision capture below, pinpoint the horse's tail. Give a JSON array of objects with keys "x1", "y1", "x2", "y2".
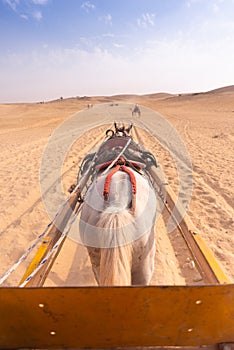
[{"x1": 97, "y1": 209, "x2": 133, "y2": 286}]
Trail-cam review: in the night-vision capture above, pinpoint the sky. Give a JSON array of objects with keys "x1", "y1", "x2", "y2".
[{"x1": 0, "y1": 0, "x2": 234, "y2": 102}]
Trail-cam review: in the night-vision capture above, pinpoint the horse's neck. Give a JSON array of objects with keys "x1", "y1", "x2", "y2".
[{"x1": 99, "y1": 169, "x2": 133, "y2": 210}]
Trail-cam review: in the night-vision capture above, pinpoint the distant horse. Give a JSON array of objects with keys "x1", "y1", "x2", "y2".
[
  {"x1": 132, "y1": 104, "x2": 141, "y2": 117},
  {"x1": 79, "y1": 143, "x2": 157, "y2": 286}
]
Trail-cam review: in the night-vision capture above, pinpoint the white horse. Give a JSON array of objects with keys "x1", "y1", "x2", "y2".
[{"x1": 79, "y1": 161, "x2": 157, "y2": 286}]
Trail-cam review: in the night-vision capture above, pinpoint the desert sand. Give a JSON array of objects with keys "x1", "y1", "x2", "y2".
[{"x1": 0, "y1": 86, "x2": 233, "y2": 286}]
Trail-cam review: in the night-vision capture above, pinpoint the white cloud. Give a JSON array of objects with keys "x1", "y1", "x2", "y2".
[
  {"x1": 33, "y1": 10, "x2": 42, "y2": 21},
  {"x1": 3, "y1": 0, "x2": 48, "y2": 20},
  {"x1": 20, "y1": 13, "x2": 28, "y2": 19},
  {"x1": 137, "y1": 13, "x2": 155, "y2": 28},
  {"x1": 81, "y1": 1, "x2": 95, "y2": 13},
  {"x1": 3, "y1": 0, "x2": 19, "y2": 11},
  {"x1": 3, "y1": 0, "x2": 49, "y2": 10},
  {"x1": 1, "y1": 33, "x2": 234, "y2": 103},
  {"x1": 100, "y1": 14, "x2": 112, "y2": 26},
  {"x1": 113, "y1": 43, "x2": 124, "y2": 48},
  {"x1": 186, "y1": 0, "x2": 202, "y2": 7},
  {"x1": 102, "y1": 33, "x2": 115, "y2": 38},
  {"x1": 213, "y1": 3, "x2": 220, "y2": 12},
  {"x1": 31, "y1": 0, "x2": 49, "y2": 4},
  {"x1": 1, "y1": 9, "x2": 234, "y2": 103}
]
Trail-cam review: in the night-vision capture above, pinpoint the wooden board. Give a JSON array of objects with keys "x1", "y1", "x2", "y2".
[{"x1": 0, "y1": 284, "x2": 233, "y2": 349}]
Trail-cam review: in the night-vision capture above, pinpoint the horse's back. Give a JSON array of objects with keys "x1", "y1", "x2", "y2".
[{"x1": 79, "y1": 167, "x2": 156, "y2": 286}]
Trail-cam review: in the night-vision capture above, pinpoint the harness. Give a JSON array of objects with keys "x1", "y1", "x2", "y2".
[
  {"x1": 76, "y1": 125, "x2": 158, "y2": 210},
  {"x1": 102, "y1": 157, "x2": 137, "y2": 213}
]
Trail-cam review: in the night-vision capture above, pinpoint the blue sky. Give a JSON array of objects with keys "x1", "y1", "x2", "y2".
[{"x1": 1, "y1": 0, "x2": 234, "y2": 102}]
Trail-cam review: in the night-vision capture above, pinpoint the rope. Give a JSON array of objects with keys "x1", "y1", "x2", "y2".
[
  {"x1": 19, "y1": 204, "x2": 82, "y2": 287},
  {"x1": 0, "y1": 197, "x2": 70, "y2": 286}
]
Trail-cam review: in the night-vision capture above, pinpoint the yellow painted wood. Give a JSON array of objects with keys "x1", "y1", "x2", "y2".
[
  {"x1": 0, "y1": 285, "x2": 233, "y2": 349},
  {"x1": 19, "y1": 237, "x2": 51, "y2": 285},
  {"x1": 189, "y1": 226, "x2": 230, "y2": 284},
  {"x1": 23, "y1": 125, "x2": 111, "y2": 287},
  {"x1": 165, "y1": 183, "x2": 231, "y2": 284}
]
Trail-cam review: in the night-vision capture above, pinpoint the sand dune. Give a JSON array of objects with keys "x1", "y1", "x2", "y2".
[{"x1": 0, "y1": 87, "x2": 233, "y2": 286}]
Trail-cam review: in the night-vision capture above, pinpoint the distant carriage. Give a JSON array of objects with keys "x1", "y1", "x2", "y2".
[{"x1": 132, "y1": 104, "x2": 141, "y2": 117}]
